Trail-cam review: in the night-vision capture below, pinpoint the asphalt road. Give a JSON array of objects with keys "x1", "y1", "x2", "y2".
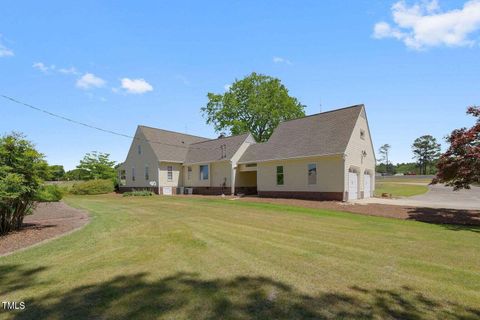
[{"x1": 358, "y1": 184, "x2": 480, "y2": 210}]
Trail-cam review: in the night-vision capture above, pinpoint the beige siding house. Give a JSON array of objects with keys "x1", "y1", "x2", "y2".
[{"x1": 119, "y1": 104, "x2": 375, "y2": 201}]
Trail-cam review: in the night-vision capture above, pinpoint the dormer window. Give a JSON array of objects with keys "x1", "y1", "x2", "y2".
[{"x1": 138, "y1": 145, "x2": 142, "y2": 155}]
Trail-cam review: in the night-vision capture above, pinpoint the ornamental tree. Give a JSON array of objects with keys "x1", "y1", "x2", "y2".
[{"x1": 433, "y1": 106, "x2": 480, "y2": 189}]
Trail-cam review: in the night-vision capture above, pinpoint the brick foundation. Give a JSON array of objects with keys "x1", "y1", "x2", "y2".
[
  {"x1": 258, "y1": 191, "x2": 344, "y2": 201},
  {"x1": 234, "y1": 187, "x2": 257, "y2": 195},
  {"x1": 190, "y1": 187, "x2": 231, "y2": 195}
]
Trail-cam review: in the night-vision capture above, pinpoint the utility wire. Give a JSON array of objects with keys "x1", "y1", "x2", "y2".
[{"x1": 1, "y1": 94, "x2": 223, "y2": 151}]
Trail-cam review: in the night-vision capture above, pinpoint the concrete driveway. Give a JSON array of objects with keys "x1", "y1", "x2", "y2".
[{"x1": 357, "y1": 184, "x2": 480, "y2": 210}]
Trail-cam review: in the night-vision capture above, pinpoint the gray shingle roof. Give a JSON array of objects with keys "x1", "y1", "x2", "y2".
[
  {"x1": 184, "y1": 133, "x2": 250, "y2": 164},
  {"x1": 238, "y1": 105, "x2": 363, "y2": 163},
  {"x1": 139, "y1": 126, "x2": 209, "y2": 162}
]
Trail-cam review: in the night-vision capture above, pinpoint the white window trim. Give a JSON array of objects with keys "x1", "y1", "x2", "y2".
[
  {"x1": 307, "y1": 163, "x2": 317, "y2": 185},
  {"x1": 276, "y1": 165, "x2": 284, "y2": 186},
  {"x1": 167, "y1": 165, "x2": 173, "y2": 181},
  {"x1": 199, "y1": 164, "x2": 209, "y2": 181}
]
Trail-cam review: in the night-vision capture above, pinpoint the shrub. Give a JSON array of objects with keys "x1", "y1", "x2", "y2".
[
  {"x1": 71, "y1": 179, "x2": 114, "y2": 195},
  {"x1": 34, "y1": 185, "x2": 64, "y2": 202},
  {"x1": 122, "y1": 190, "x2": 154, "y2": 197},
  {"x1": 0, "y1": 133, "x2": 47, "y2": 235}
]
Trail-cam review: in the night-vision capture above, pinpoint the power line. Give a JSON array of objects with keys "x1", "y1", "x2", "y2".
[{"x1": 0, "y1": 94, "x2": 219, "y2": 151}]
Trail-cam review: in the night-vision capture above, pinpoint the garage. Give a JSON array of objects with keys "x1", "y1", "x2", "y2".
[
  {"x1": 348, "y1": 172, "x2": 358, "y2": 200},
  {"x1": 364, "y1": 173, "x2": 371, "y2": 199}
]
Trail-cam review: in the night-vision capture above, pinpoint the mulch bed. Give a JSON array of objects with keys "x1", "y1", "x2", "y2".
[
  {"x1": 234, "y1": 196, "x2": 480, "y2": 226},
  {"x1": 0, "y1": 202, "x2": 90, "y2": 256}
]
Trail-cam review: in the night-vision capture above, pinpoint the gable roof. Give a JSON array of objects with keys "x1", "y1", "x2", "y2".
[
  {"x1": 184, "y1": 133, "x2": 251, "y2": 164},
  {"x1": 238, "y1": 105, "x2": 364, "y2": 163},
  {"x1": 139, "y1": 126, "x2": 209, "y2": 162}
]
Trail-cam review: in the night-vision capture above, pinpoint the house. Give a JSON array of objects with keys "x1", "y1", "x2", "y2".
[{"x1": 118, "y1": 104, "x2": 375, "y2": 201}]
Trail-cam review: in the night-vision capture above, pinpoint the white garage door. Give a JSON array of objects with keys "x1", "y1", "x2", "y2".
[
  {"x1": 364, "y1": 174, "x2": 371, "y2": 199},
  {"x1": 348, "y1": 172, "x2": 358, "y2": 201}
]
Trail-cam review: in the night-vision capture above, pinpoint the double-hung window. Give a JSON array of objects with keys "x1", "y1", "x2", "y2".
[
  {"x1": 187, "y1": 166, "x2": 192, "y2": 180},
  {"x1": 167, "y1": 166, "x2": 173, "y2": 181},
  {"x1": 132, "y1": 167, "x2": 135, "y2": 181},
  {"x1": 199, "y1": 165, "x2": 209, "y2": 180},
  {"x1": 145, "y1": 166, "x2": 149, "y2": 180},
  {"x1": 276, "y1": 166, "x2": 284, "y2": 185},
  {"x1": 308, "y1": 164, "x2": 317, "y2": 185}
]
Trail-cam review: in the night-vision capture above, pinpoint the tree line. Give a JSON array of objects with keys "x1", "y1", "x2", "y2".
[{"x1": 377, "y1": 135, "x2": 441, "y2": 175}]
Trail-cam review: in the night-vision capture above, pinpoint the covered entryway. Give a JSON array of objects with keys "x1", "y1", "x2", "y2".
[
  {"x1": 348, "y1": 170, "x2": 359, "y2": 201},
  {"x1": 235, "y1": 163, "x2": 258, "y2": 195},
  {"x1": 363, "y1": 171, "x2": 372, "y2": 199}
]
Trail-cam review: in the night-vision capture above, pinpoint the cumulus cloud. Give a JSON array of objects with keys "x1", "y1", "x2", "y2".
[
  {"x1": 59, "y1": 67, "x2": 79, "y2": 75},
  {"x1": 32, "y1": 62, "x2": 50, "y2": 73},
  {"x1": 120, "y1": 78, "x2": 153, "y2": 94},
  {"x1": 76, "y1": 73, "x2": 106, "y2": 89},
  {"x1": 373, "y1": 0, "x2": 480, "y2": 50},
  {"x1": 0, "y1": 44, "x2": 13, "y2": 57},
  {"x1": 273, "y1": 56, "x2": 292, "y2": 65}
]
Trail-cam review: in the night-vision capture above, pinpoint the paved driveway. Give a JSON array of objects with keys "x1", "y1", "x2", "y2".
[{"x1": 357, "y1": 184, "x2": 480, "y2": 210}]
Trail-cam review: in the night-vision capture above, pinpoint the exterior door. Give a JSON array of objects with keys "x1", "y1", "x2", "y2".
[
  {"x1": 348, "y1": 172, "x2": 358, "y2": 200},
  {"x1": 363, "y1": 174, "x2": 371, "y2": 199}
]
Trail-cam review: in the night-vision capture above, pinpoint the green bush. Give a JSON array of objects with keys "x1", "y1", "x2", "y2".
[
  {"x1": 71, "y1": 179, "x2": 114, "y2": 195},
  {"x1": 122, "y1": 190, "x2": 154, "y2": 197},
  {"x1": 1, "y1": 133, "x2": 47, "y2": 235},
  {"x1": 34, "y1": 185, "x2": 64, "y2": 202}
]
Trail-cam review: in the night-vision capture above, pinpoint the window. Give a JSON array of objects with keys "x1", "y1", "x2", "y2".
[
  {"x1": 276, "y1": 166, "x2": 284, "y2": 185},
  {"x1": 145, "y1": 166, "x2": 149, "y2": 180},
  {"x1": 308, "y1": 163, "x2": 317, "y2": 185},
  {"x1": 187, "y1": 166, "x2": 192, "y2": 180},
  {"x1": 132, "y1": 167, "x2": 135, "y2": 181},
  {"x1": 360, "y1": 129, "x2": 365, "y2": 140},
  {"x1": 220, "y1": 145, "x2": 226, "y2": 159},
  {"x1": 119, "y1": 170, "x2": 126, "y2": 186},
  {"x1": 199, "y1": 165, "x2": 209, "y2": 180},
  {"x1": 167, "y1": 166, "x2": 173, "y2": 181},
  {"x1": 138, "y1": 145, "x2": 142, "y2": 155}
]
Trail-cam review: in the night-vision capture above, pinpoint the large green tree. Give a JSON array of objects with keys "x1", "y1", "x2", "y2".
[
  {"x1": 201, "y1": 72, "x2": 305, "y2": 142},
  {"x1": 412, "y1": 135, "x2": 441, "y2": 175},
  {"x1": 76, "y1": 152, "x2": 116, "y2": 180},
  {"x1": 0, "y1": 132, "x2": 47, "y2": 234}
]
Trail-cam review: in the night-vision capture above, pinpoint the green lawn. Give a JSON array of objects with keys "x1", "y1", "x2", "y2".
[
  {"x1": 1, "y1": 195, "x2": 479, "y2": 319},
  {"x1": 374, "y1": 182, "x2": 429, "y2": 198}
]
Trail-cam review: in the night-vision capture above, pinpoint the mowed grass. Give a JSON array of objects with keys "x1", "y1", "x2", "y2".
[
  {"x1": 1, "y1": 194, "x2": 479, "y2": 319},
  {"x1": 374, "y1": 182, "x2": 429, "y2": 197}
]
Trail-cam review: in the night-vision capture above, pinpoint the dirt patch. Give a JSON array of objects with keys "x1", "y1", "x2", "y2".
[
  {"x1": 0, "y1": 202, "x2": 90, "y2": 256},
  {"x1": 186, "y1": 195, "x2": 480, "y2": 226},
  {"x1": 237, "y1": 196, "x2": 480, "y2": 226}
]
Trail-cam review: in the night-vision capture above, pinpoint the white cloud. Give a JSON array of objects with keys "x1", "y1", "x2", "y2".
[
  {"x1": 32, "y1": 62, "x2": 49, "y2": 73},
  {"x1": 273, "y1": 56, "x2": 292, "y2": 65},
  {"x1": 76, "y1": 73, "x2": 106, "y2": 89},
  {"x1": 0, "y1": 44, "x2": 13, "y2": 57},
  {"x1": 373, "y1": 0, "x2": 480, "y2": 50},
  {"x1": 120, "y1": 78, "x2": 153, "y2": 94},
  {"x1": 0, "y1": 35, "x2": 13, "y2": 57},
  {"x1": 59, "y1": 67, "x2": 79, "y2": 75}
]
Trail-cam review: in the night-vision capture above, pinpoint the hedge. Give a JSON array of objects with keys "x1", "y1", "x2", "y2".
[
  {"x1": 34, "y1": 185, "x2": 64, "y2": 202},
  {"x1": 71, "y1": 179, "x2": 114, "y2": 195}
]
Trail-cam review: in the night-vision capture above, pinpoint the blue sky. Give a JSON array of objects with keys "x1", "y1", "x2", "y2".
[{"x1": 1, "y1": 0, "x2": 479, "y2": 170}]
